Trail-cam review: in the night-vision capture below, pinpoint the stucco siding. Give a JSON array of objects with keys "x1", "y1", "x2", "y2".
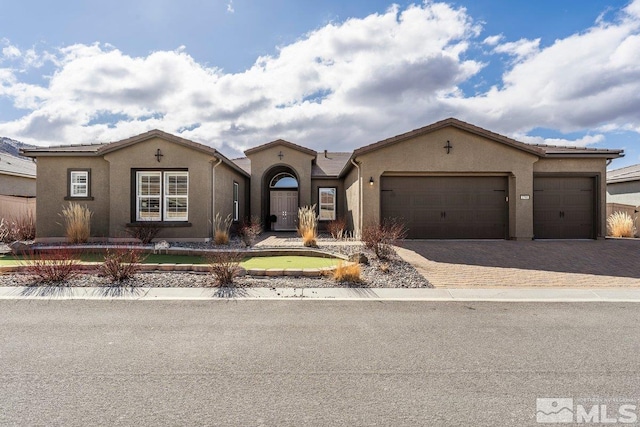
[
  {"x1": 213, "y1": 162, "x2": 248, "y2": 227},
  {"x1": 607, "y1": 181, "x2": 640, "y2": 207},
  {"x1": 246, "y1": 145, "x2": 314, "y2": 222},
  {"x1": 311, "y1": 178, "x2": 344, "y2": 231},
  {"x1": 0, "y1": 174, "x2": 36, "y2": 197},
  {"x1": 354, "y1": 127, "x2": 538, "y2": 239},
  {"x1": 103, "y1": 137, "x2": 217, "y2": 240},
  {"x1": 343, "y1": 165, "x2": 360, "y2": 234},
  {"x1": 34, "y1": 156, "x2": 110, "y2": 240}
]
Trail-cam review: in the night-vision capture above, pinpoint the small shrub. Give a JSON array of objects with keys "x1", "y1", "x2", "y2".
[
  {"x1": 99, "y1": 248, "x2": 145, "y2": 282},
  {"x1": 334, "y1": 262, "x2": 362, "y2": 284},
  {"x1": 239, "y1": 216, "x2": 262, "y2": 247},
  {"x1": 379, "y1": 262, "x2": 390, "y2": 273},
  {"x1": 214, "y1": 213, "x2": 233, "y2": 245},
  {"x1": 298, "y1": 205, "x2": 318, "y2": 246},
  {"x1": 23, "y1": 247, "x2": 81, "y2": 284},
  {"x1": 361, "y1": 218, "x2": 408, "y2": 260},
  {"x1": 126, "y1": 221, "x2": 162, "y2": 244},
  {"x1": 60, "y1": 202, "x2": 92, "y2": 244},
  {"x1": 327, "y1": 217, "x2": 347, "y2": 240},
  {"x1": 0, "y1": 212, "x2": 36, "y2": 242},
  {"x1": 607, "y1": 211, "x2": 636, "y2": 238},
  {"x1": 207, "y1": 251, "x2": 243, "y2": 286}
]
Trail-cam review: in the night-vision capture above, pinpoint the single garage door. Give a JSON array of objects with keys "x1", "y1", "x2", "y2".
[
  {"x1": 533, "y1": 176, "x2": 595, "y2": 239},
  {"x1": 381, "y1": 176, "x2": 508, "y2": 239}
]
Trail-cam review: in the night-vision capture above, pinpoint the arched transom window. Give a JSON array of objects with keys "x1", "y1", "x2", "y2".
[{"x1": 270, "y1": 172, "x2": 298, "y2": 189}]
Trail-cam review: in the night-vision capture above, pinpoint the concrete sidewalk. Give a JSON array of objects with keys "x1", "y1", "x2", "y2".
[{"x1": 2, "y1": 286, "x2": 640, "y2": 301}]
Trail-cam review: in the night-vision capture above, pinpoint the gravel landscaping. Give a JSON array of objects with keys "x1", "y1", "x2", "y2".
[{"x1": 0, "y1": 240, "x2": 432, "y2": 288}]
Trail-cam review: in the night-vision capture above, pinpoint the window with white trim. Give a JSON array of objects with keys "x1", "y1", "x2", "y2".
[
  {"x1": 70, "y1": 170, "x2": 89, "y2": 198},
  {"x1": 136, "y1": 171, "x2": 188, "y2": 221},
  {"x1": 318, "y1": 187, "x2": 336, "y2": 221},
  {"x1": 233, "y1": 182, "x2": 239, "y2": 222}
]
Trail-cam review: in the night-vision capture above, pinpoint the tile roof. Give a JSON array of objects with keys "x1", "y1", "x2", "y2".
[
  {"x1": 607, "y1": 164, "x2": 640, "y2": 184},
  {"x1": 351, "y1": 117, "x2": 623, "y2": 159},
  {"x1": 0, "y1": 153, "x2": 36, "y2": 178},
  {"x1": 312, "y1": 152, "x2": 351, "y2": 177},
  {"x1": 244, "y1": 139, "x2": 317, "y2": 156},
  {"x1": 232, "y1": 157, "x2": 251, "y2": 175}
]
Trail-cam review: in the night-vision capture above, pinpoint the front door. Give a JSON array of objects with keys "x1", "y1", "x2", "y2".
[{"x1": 270, "y1": 190, "x2": 298, "y2": 231}]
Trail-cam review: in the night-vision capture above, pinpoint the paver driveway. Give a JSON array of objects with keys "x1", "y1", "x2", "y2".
[{"x1": 397, "y1": 239, "x2": 640, "y2": 288}]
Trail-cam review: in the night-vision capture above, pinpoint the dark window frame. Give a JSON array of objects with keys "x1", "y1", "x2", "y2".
[
  {"x1": 65, "y1": 168, "x2": 94, "y2": 200},
  {"x1": 233, "y1": 181, "x2": 239, "y2": 222},
  {"x1": 129, "y1": 168, "x2": 190, "y2": 225},
  {"x1": 317, "y1": 187, "x2": 337, "y2": 221}
]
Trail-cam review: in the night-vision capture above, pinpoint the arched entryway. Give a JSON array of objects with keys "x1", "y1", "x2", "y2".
[{"x1": 264, "y1": 166, "x2": 299, "y2": 231}]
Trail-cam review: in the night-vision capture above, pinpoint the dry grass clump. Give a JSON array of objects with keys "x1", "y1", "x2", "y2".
[
  {"x1": 214, "y1": 213, "x2": 233, "y2": 245},
  {"x1": 607, "y1": 211, "x2": 636, "y2": 238},
  {"x1": 0, "y1": 211, "x2": 36, "y2": 242},
  {"x1": 60, "y1": 202, "x2": 92, "y2": 244},
  {"x1": 298, "y1": 205, "x2": 318, "y2": 247},
  {"x1": 333, "y1": 262, "x2": 362, "y2": 284}
]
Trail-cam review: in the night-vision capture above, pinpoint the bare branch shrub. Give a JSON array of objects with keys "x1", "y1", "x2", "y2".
[
  {"x1": 207, "y1": 251, "x2": 244, "y2": 286},
  {"x1": 125, "y1": 221, "x2": 162, "y2": 244},
  {"x1": 214, "y1": 213, "x2": 233, "y2": 245},
  {"x1": 361, "y1": 218, "x2": 408, "y2": 260},
  {"x1": 99, "y1": 247, "x2": 145, "y2": 282},
  {"x1": 239, "y1": 216, "x2": 262, "y2": 247},
  {"x1": 326, "y1": 217, "x2": 347, "y2": 240},
  {"x1": 60, "y1": 202, "x2": 92, "y2": 244},
  {"x1": 298, "y1": 205, "x2": 318, "y2": 247},
  {"x1": 23, "y1": 247, "x2": 81, "y2": 283}
]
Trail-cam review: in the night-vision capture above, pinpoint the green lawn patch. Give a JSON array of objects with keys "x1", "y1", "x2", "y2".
[
  {"x1": 0, "y1": 253, "x2": 340, "y2": 269},
  {"x1": 240, "y1": 256, "x2": 340, "y2": 269}
]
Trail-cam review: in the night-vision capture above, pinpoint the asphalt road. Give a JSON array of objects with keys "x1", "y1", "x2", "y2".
[{"x1": 1, "y1": 301, "x2": 640, "y2": 426}]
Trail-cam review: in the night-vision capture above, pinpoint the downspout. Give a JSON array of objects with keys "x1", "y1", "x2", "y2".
[
  {"x1": 350, "y1": 158, "x2": 362, "y2": 238},
  {"x1": 210, "y1": 157, "x2": 223, "y2": 240}
]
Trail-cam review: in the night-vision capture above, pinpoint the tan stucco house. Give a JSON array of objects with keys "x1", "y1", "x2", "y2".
[
  {"x1": 607, "y1": 164, "x2": 640, "y2": 207},
  {"x1": 22, "y1": 118, "x2": 623, "y2": 242}
]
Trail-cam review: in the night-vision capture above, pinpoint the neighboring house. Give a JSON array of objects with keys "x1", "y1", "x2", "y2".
[
  {"x1": 607, "y1": 164, "x2": 640, "y2": 206},
  {"x1": 23, "y1": 118, "x2": 623, "y2": 242},
  {"x1": 0, "y1": 153, "x2": 36, "y2": 220}
]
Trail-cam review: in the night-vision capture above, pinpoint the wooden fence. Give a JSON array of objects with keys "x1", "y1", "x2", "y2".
[{"x1": 0, "y1": 194, "x2": 36, "y2": 221}]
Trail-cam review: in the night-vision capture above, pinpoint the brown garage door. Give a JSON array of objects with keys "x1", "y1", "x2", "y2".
[
  {"x1": 533, "y1": 176, "x2": 595, "y2": 239},
  {"x1": 381, "y1": 176, "x2": 508, "y2": 239}
]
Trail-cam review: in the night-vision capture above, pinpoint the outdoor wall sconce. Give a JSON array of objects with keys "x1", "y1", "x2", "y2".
[{"x1": 369, "y1": 177, "x2": 374, "y2": 186}]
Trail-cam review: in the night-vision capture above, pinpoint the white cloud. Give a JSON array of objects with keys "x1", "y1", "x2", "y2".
[
  {"x1": 226, "y1": 0, "x2": 234, "y2": 13},
  {"x1": 2, "y1": 45, "x2": 21, "y2": 59},
  {"x1": 0, "y1": 2, "x2": 482, "y2": 152},
  {"x1": 483, "y1": 34, "x2": 503, "y2": 46},
  {"x1": 493, "y1": 38, "x2": 540, "y2": 59},
  {"x1": 515, "y1": 133, "x2": 605, "y2": 148},
  {"x1": 0, "y1": 1, "x2": 639, "y2": 156}
]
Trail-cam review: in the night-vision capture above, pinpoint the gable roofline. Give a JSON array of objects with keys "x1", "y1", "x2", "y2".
[
  {"x1": 607, "y1": 163, "x2": 640, "y2": 184},
  {"x1": 339, "y1": 117, "x2": 624, "y2": 176},
  {"x1": 244, "y1": 138, "x2": 317, "y2": 157},
  {"x1": 21, "y1": 129, "x2": 249, "y2": 177}
]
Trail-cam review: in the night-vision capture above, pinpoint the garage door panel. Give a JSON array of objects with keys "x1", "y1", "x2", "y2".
[
  {"x1": 381, "y1": 176, "x2": 508, "y2": 239},
  {"x1": 534, "y1": 176, "x2": 595, "y2": 239}
]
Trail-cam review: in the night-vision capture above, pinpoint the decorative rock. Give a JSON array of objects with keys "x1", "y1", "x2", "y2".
[
  {"x1": 349, "y1": 252, "x2": 369, "y2": 265},
  {"x1": 235, "y1": 266, "x2": 247, "y2": 277},
  {"x1": 9, "y1": 241, "x2": 34, "y2": 255}
]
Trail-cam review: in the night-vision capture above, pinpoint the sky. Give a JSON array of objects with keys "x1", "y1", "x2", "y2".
[{"x1": 0, "y1": 0, "x2": 639, "y2": 169}]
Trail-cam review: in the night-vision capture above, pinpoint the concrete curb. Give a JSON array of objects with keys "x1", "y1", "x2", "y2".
[{"x1": 2, "y1": 286, "x2": 640, "y2": 302}]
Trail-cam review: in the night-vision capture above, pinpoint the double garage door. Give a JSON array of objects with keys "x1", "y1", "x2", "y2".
[
  {"x1": 381, "y1": 175, "x2": 596, "y2": 239},
  {"x1": 381, "y1": 176, "x2": 508, "y2": 239}
]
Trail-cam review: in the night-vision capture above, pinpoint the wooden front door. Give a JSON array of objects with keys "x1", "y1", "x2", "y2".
[{"x1": 270, "y1": 190, "x2": 298, "y2": 231}]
